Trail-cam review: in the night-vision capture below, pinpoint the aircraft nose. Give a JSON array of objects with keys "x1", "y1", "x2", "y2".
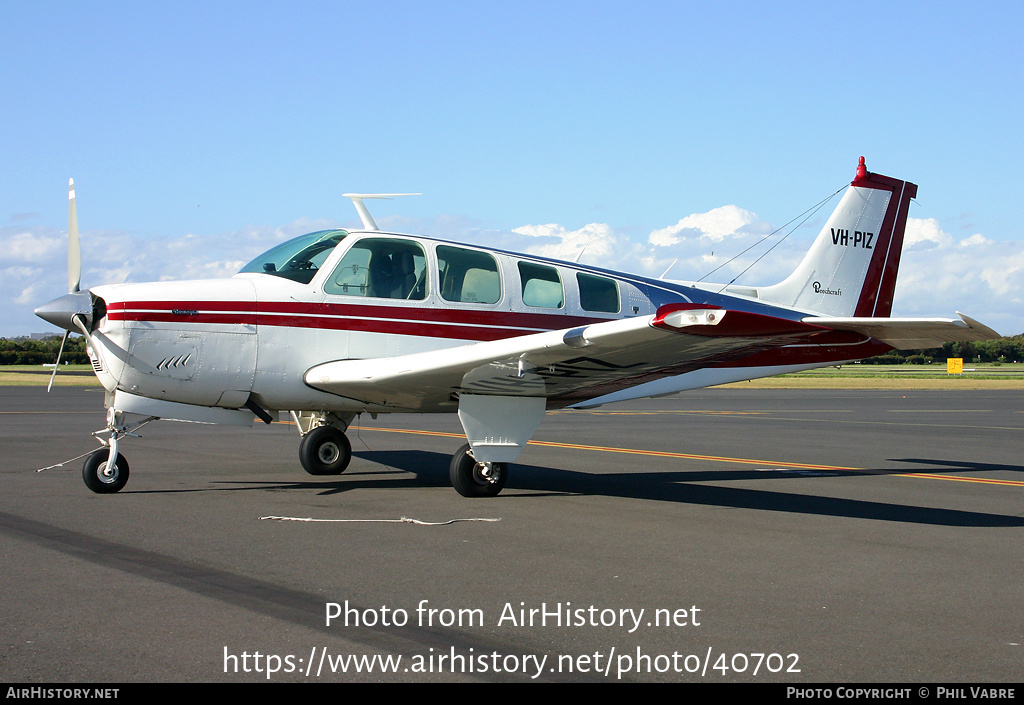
[{"x1": 34, "y1": 290, "x2": 94, "y2": 332}]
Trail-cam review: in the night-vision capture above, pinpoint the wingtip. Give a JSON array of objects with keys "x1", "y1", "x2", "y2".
[{"x1": 956, "y1": 312, "x2": 1001, "y2": 339}]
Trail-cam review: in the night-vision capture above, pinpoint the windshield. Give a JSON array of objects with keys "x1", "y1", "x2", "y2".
[{"x1": 239, "y1": 229, "x2": 348, "y2": 284}]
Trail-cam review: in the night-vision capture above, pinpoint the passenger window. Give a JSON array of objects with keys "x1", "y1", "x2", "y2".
[
  {"x1": 519, "y1": 262, "x2": 563, "y2": 308},
  {"x1": 437, "y1": 246, "x2": 501, "y2": 304},
  {"x1": 577, "y1": 272, "x2": 620, "y2": 313},
  {"x1": 325, "y1": 238, "x2": 427, "y2": 299}
]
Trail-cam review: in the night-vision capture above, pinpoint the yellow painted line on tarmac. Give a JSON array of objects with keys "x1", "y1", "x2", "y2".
[
  {"x1": 354, "y1": 426, "x2": 1024, "y2": 487},
  {"x1": 887, "y1": 409, "x2": 989, "y2": 413},
  {"x1": 524, "y1": 438, "x2": 855, "y2": 471}
]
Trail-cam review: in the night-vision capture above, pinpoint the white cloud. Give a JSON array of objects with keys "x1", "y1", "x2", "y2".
[
  {"x1": 0, "y1": 231, "x2": 64, "y2": 263},
  {"x1": 904, "y1": 217, "x2": 953, "y2": 250},
  {"x1": 649, "y1": 205, "x2": 762, "y2": 246},
  {"x1": 512, "y1": 222, "x2": 624, "y2": 265}
]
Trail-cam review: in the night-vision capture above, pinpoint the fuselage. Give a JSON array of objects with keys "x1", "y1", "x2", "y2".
[{"x1": 82, "y1": 228, "x2": 887, "y2": 414}]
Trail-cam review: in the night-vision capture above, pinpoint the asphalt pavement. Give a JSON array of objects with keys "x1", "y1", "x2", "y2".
[{"x1": 2, "y1": 385, "x2": 1022, "y2": 682}]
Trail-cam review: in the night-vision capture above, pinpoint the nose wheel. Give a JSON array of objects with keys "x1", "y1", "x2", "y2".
[
  {"x1": 449, "y1": 443, "x2": 507, "y2": 497},
  {"x1": 82, "y1": 449, "x2": 130, "y2": 494}
]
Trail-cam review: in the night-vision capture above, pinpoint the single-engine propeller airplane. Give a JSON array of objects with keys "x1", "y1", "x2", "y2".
[{"x1": 35, "y1": 158, "x2": 999, "y2": 497}]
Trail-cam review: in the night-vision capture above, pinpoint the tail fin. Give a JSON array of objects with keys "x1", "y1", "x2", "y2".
[{"x1": 757, "y1": 157, "x2": 917, "y2": 317}]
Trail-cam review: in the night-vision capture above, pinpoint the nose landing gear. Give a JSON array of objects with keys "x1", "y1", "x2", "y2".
[{"x1": 80, "y1": 408, "x2": 153, "y2": 494}]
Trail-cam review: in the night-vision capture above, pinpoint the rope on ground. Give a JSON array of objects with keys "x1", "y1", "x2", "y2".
[
  {"x1": 259, "y1": 515, "x2": 501, "y2": 525},
  {"x1": 35, "y1": 448, "x2": 98, "y2": 473}
]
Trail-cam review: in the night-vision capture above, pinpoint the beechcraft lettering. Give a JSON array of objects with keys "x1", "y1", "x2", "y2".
[
  {"x1": 34, "y1": 158, "x2": 1000, "y2": 498},
  {"x1": 830, "y1": 228, "x2": 873, "y2": 249},
  {"x1": 812, "y1": 282, "x2": 842, "y2": 296}
]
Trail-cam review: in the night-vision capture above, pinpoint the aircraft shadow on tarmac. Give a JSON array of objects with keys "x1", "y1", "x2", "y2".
[
  {"x1": 190, "y1": 449, "x2": 1024, "y2": 528},
  {"x1": 894, "y1": 457, "x2": 1024, "y2": 476}
]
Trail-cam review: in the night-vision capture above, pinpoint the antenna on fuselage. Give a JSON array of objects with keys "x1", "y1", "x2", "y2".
[{"x1": 343, "y1": 193, "x2": 421, "y2": 231}]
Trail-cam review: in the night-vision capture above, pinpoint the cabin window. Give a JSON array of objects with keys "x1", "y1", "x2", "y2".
[
  {"x1": 518, "y1": 261, "x2": 563, "y2": 309},
  {"x1": 324, "y1": 238, "x2": 427, "y2": 299},
  {"x1": 437, "y1": 245, "x2": 501, "y2": 304},
  {"x1": 577, "y1": 272, "x2": 620, "y2": 313}
]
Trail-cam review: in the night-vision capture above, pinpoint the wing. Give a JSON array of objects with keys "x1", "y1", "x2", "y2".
[
  {"x1": 304, "y1": 304, "x2": 832, "y2": 411},
  {"x1": 804, "y1": 312, "x2": 999, "y2": 350}
]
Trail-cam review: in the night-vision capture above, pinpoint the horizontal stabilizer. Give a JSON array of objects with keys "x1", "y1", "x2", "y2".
[{"x1": 803, "y1": 313, "x2": 1000, "y2": 350}]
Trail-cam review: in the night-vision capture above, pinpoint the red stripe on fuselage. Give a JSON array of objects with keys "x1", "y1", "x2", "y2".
[{"x1": 106, "y1": 299, "x2": 608, "y2": 342}]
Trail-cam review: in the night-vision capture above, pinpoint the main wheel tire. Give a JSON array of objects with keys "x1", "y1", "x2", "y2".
[
  {"x1": 82, "y1": 449, "x2": 130, "y2": 494},
  {"x1": 299, "y1": 426, "x2": 352, "y2": 475},
  {"x1": 449, "y1": 443, "x2": 507, "y2": 497}
]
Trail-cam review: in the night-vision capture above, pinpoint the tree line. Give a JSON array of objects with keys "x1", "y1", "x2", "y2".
[
  {"x1": 847, "y1": 335, "x2": 1024, "y2": 365},
  {"x1": 0, "y1": 336, "x2": 89, "y2": 365}
]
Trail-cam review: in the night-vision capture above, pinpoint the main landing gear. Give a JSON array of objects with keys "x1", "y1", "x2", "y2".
[
  {"x1": 292, "y1": 411, "x2": 513, "y2": 496},
  {"x1": 449, "y1": 443, "x2": 507, "y2": 498},
  {"x1": 299, "y1": 425, "x2": 352, "y2": 475},
  {"x1": 294, "y1": 411, "x2": 354, "y2": 476},
  {"x1": 293, "y1": 416, "x2": 508, "y2": 495}
]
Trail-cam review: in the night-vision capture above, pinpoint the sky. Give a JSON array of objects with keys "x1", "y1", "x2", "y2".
[{"x1": 3, "y1": 1, "x2": 1023, "y2": 338}]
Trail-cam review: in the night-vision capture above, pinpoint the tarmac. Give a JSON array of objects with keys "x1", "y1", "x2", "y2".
[{"x1": 1, "y1": 385, "x2": 1022, "y2": 682}]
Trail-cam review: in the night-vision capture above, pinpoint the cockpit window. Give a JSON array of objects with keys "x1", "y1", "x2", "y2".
[{"x1": 239, "y1": 229, "x2": 348, "y2": 284}]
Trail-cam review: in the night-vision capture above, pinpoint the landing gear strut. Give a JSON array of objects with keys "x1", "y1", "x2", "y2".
[{"x1": 449, "y1": 443, "x2": 507, "y2": 497}]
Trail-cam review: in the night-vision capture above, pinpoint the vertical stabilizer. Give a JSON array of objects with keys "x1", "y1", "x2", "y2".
[{"x1": 757, "y1": 158, "x2": 917, "y2": 317}]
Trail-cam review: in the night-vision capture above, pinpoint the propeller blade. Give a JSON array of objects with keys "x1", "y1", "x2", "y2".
[
  {"x1": 46, "y1": 330, "x2": 71, "y2": 393},
  {"x1": 68, "y1": 178, "x2": 81, "y2": 294},
  {"x1": 72, "y1": 313, "x2": 91, "y2": 342}
]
